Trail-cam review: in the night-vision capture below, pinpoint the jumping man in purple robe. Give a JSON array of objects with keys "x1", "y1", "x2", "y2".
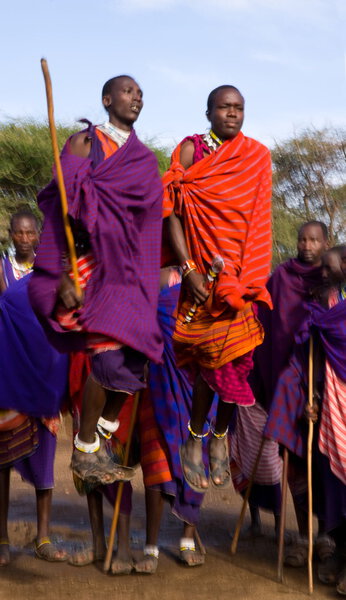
[{"x1": 28, "y1": 76, "x2": 163, "y2": 486}]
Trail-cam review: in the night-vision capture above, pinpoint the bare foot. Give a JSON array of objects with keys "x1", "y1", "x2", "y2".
[
  {"x1": 0, "y1": 542, "x2": 10, "y2": 567},
  {"x1": 209, "y1": 436, "x2": 230, "y2": 487},
  {"x1": 180, "y1": 437, "x2": 208, "y2": 492},
  {"x1": 68, "y1": 544, "x2": 105, "y2": 567},
  {"x1": 111, "y1": 548, "x2": 133, "y2": 575},
  {"x1": 134, "y1": 554, "x2": 158, "y2": 574},
  {"x1": 179, "y1": 548, "x2": 205, "y2": 567}
]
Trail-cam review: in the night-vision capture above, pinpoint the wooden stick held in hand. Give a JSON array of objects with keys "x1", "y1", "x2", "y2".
[
  {"x1": 40, "y1": 58, "x2": 80, "y2": 294},
  {"x1": 307, "y1": 335, "x2": 314, "y2": 595}
]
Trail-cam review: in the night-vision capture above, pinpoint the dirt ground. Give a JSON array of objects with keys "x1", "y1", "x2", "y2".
[{"x1": 0, "y1": 416, "x2": 340, "y2": 600}]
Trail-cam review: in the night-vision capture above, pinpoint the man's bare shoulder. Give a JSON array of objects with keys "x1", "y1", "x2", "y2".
[
  {"x1": 69, "y1": 132, "x2": 92, "y2": 158},
  {"x1": 179, "y1": 139, "x2": 194, "y2": 170}
]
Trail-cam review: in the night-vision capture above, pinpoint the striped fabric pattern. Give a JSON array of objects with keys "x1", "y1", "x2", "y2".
[
  {"x1": 319, "y1": 360, "x2": 346, "y2": 485},
  {"x1": 162, "y1": 131, "x2": 272, "y2": 313},
  {"x1": 138, "y1": 388, "x2": 172, "y2": 487},
  {"x1": 319, "y1": 291, "x2": 346, "y2": 485},
  {"x1": 230, "y1": 402, "x2": 282, "y2": 487},
  {"x1": 0, "y1": 417, "x2": 38, "y2": 467},
  {"x1": 173, "y1": 299, "x2": 263, "y2": 369},
  {"x1": 29, "y1": 126, "x2": 163, "y2": 361}
]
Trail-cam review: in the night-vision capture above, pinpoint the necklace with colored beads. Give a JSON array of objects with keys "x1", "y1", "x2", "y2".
[{"x1": 203, "y1": 129, "x2": 223, "y2": 152}]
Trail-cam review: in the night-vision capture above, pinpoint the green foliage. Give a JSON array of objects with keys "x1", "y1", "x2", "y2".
[
  {"x1": 0, "y1": 121, "x2": 345, "y2": 266},
  {"x1": 272, "y1": 127, "x2": 346, "y2": 251},
  {"x1": 0, "y1": 120, "x2": 79, "y2": 250}
]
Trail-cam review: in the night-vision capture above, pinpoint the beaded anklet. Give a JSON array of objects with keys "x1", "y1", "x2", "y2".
[
  {"x1": 210, "y1": 423, "x2": 229, "y2": 439},
  {"x1": 74, "y1": 432, "x2": 100, "y2": 453},
  {"x1": 143, "y1": 545, "x2": 159, "y2": 559},
  {"x1": 187, "y1": 420, "x2": 210, "y2": 440},
  {"x1": 97, "y1": 417, "x2": 120, "y2": 440}
]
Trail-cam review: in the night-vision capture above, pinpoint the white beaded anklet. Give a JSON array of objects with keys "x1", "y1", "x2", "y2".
[
  {"x1": 74, "y1": 432, "x2": 100, "y2": 453},
  {"x1": 180, "y1": 537, "x2": 196, "y2": 551},
  {"x1": 97, "y1": 417, "x2": 120, "y2": 439},
  {"x1": 143, "y1": 545, "x2": 159, "y2": 559}
]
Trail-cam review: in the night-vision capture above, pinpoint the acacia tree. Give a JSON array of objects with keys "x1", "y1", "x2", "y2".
[{"x1": 272, "y1": 127, "x2": 346, "y2": 254}]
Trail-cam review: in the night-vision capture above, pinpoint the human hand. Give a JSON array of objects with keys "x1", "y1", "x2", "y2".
[
  {"x1": 184, "y1": 270, "x2": 209, "y2": 305},
  {"x1": 58, "y1": 272, "x2": 83, "y2": 309},
  {"x1": 304, "y1": 401, "x2": 319, "y2": 424}
]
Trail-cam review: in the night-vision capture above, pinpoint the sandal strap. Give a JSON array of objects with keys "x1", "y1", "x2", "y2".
[{"x1": 0, "y1": 538, "x2": 9, "y2": 545}]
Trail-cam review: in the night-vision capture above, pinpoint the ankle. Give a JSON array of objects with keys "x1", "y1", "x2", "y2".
[{"x1": 188, "y1": 420, "x2": 210, "y2": 441}]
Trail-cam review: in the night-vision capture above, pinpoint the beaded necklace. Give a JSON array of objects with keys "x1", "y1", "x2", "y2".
[
  {"x1": 9, "y1": 254, "x2": 34, "y2": 279},
  {"x1": 338, "y1": 284, "x2": 346, "y2": 302},
  {"x1": 203, "y1": 129, "x2": 223, "y2": 152},
  {"x1": 97, "y1": 121, "x2": 131, "y2": 148}
]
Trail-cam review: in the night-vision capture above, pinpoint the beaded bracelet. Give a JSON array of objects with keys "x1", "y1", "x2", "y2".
[{"x1": 181, "y1": 259, "x2": 197, "y2": 278}]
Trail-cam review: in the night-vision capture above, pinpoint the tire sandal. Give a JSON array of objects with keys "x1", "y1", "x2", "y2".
[
  {"x1": 179, "y1": 422, "x2": 209, "y2": 494},
  {"x1": 179, "y1": 538, "x2": 205, "y2": 567},
  {"x1": 134, "y1": 545, "x2": 159, "y2": 575},
  {"x1": 34, "y1": 538, "x2": 68, "y2": 562},
  {"x1": 284, "y1": 537, "x2": 308, "y2": 567},
  {"x1": 68, "y1": 545, "x2": 105, "y2": 567},
  {"x1": 209, "y1": 425, "x2": 231, "y2": 489}
]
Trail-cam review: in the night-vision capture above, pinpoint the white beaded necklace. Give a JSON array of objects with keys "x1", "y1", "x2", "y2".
[{"x1": 97, "y1": 121, "x2": 131, "y2": 148}]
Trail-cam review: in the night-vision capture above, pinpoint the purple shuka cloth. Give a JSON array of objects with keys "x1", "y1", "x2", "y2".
[
  {"x1": 264, "y1": 298, "x2": 346, "y2": 457},
  {"x1": 15, "y1": 420, "x2": 57, "y2": 489},
  {"x1": 251, "y1": 258, "x2": 323, "y2": 410},
  {"x1": 0, "y1": 272, "x2": 68, "y2": 418},
  {"x1": 28, "y1": 126, "x2": 163, "y2": 362},
  {"x1": 264, "y1": 298, "x2": 346, "y2": 531}
]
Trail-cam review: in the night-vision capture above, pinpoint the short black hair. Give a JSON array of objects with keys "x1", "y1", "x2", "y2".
[
  {"x1": 101, "y1": 75, "x2": 133, "y2": 98},
  {"x1": 298, "y1": 220, "x2": 329, "y2": 241},
  {"x1": 206, "y1": 85, "x2": 244, "y2": 114},
  {"x1": 10, "y1": 210, "x2": 40, "y2": 232}
]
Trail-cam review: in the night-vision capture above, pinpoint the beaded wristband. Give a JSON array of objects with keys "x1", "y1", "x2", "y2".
[{"x1": 181, "y1": 259, "x2": 197, "y2": 276}]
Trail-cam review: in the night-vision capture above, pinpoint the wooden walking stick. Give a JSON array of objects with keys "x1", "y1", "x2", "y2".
[
  {"x1": 277, "y1": 447, "x2": 289, "y2": 582},
  {"x1": 40, "y1": 58, "x2": 80, "y2": 294},
  {"x1": 230, "y1": 436, "x2": 265, "y2": 555},
  {"x1": 103, "y1": 392, "x2": 140, "y2": 572},
  {"x1": 307, "y1": 335, "x2": 314, "y2": 595}
]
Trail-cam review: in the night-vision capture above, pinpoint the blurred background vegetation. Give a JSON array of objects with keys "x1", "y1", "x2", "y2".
[{"x1": 0, "y1": 120, "x2": 345, "y2": 268}]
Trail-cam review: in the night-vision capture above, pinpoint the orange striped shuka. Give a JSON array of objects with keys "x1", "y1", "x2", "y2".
[{"x1": 162, "y1": 131, "x2": 272, "y2": 370}]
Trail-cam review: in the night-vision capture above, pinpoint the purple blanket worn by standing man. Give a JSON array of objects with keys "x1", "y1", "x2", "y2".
[{"x1": 230, "y1": 221, "x2": 328, "y2": 538}]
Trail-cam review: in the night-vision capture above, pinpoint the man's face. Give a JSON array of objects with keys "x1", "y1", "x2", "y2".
[
  {"x1": 297, "y1": 225, "x2": 328, "y2": 265},
  {"x1": 103, "y1": 77, "x2": 143, "y2": 130},
  {"x1": 322, "y1": 251, "x2": 344, "y2": 285},
  {"x1": 207, "y1": 88, "x2": 244, "y2": 141},
  {"x1": 10, "y1": 217, "x2": 39, "y2": 257}
]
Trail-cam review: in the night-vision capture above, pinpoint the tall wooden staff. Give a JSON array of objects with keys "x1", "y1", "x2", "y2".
[
  {"x1": 277, "y1": 447, "x2": 289, "y2": 582},
  {"x1": 103, "y1": 392, "x2": 140, "y2": 572},
  {"x1": 230, "y1": 437, "x2": 265, "y2": 555},
  {"x1": 40, "y1": 58, "x2": 80, "y2": 294},
  {"x1": 307, "y1": 335, "x2": 314, "y2": 594}
]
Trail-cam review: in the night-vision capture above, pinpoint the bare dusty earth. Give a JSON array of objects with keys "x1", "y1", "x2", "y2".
[{"x1": 0, "y1": 416, "x2": 339, "y2": 600}]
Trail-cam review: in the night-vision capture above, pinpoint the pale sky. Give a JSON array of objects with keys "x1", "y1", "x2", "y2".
[{"x1": 0, "y1": 0, "x2": 345, "y2": 149}]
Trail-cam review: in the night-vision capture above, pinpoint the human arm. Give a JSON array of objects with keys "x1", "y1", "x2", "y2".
[{"x1": 69, "y1": 132, "x2": 92, "y2": 158}]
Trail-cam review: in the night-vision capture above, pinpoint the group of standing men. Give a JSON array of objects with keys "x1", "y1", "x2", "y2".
[{"x1": 0, "y1": 74, "x2": 345, "y2": 594}]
